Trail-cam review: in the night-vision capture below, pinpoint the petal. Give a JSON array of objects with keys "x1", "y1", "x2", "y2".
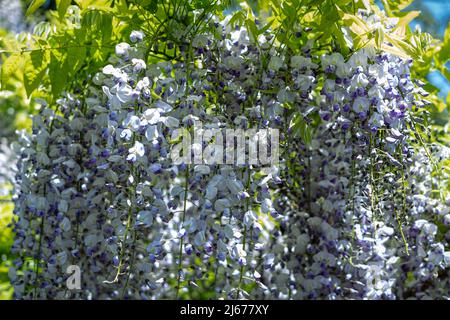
[{"x1": 145, "y1": 125, "x2": 159, "y2": 141}]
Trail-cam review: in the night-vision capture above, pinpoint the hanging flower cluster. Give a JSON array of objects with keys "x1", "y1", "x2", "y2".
[
  {"x1": 9, "y1": 12, "x2": 449, "y2": 300},
  {"x1": 267, "y1": 46, "x2": 450, "y2": 300},
  {"x1": 0, "y1": 139, "x2": 16, "y2": 196}
]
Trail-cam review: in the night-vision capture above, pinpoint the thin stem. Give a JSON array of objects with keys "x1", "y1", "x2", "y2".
[
  {"x1": 307, "y1": 153, "x2": 312, "y2": 213},
  {"x1": 33, "y1": 204, "x2": 46, "y2": 299},
  {"x1": 349, "y1": 127, "x2": 357, "y2": 242},
  {"x1": 32, "y1": 104, "x2": 60, "y2": 299},
  {"x1": 411, "y1": 120, "x2": 443, "y2": 201},
  {"x1": 121, "y1": 231, "x2": 137, "y2": 299},
  {"x1": 0, "y1": 44, "x2": 114, "y2": 55},
  {"x1": 111, "y1": 205, "x2": 133, "y2": 284},
  {"x1": 175, "y1": 163, "x2": 190, "y2": 299},
  {"x1": 235, "y1": 225, "x2": 247, "y2": 299},
  {"x1": 212, "y1": 210, "x2": 223, "y2": 297},
  {"x1": 235, "y1": 170, "x2": 251, "y2": 300},
  {"x1": 369, "y1": 132, "x2": 376, "y2": 217},
  {"x1": 396, "y1": 146, "x2": 410, "y2": 256},
  {"x1": 108, "y1": 115, "x2": 139, "y2": 285}
]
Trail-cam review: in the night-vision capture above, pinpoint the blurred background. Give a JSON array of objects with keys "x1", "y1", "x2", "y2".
[
  {"x1": 0, "y1": 0, "x2": 449, "y2": 300},
  {"x1": 408, "y1": 0, "x2": 450, "y2": 98}
]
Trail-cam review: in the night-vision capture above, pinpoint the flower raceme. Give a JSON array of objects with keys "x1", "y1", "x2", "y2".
[{"x1": 9, "y1": 12, "x2": 449, "y2": 300}]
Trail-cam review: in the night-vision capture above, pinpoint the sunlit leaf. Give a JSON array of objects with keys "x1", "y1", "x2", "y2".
[
  {"x1": 56, "y1": 0, "x2": 72, "y2": 20},
  {"x1": 23, "y1": 50, "x2": 49, "y2": 98},
  {"x1": 25, "y1": 0, "x2": 46, "y2": 16},
  {"x1": 392, "y1": 11, "x2": 420, "y2": 37},
  {"x1": 375, "y1": 27, "x2": 384, "y2": 49}
]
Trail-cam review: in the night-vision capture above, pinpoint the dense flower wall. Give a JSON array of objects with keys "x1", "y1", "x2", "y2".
[{"x1": 9, "y1": 12, "x2": 450, "y2": 300}]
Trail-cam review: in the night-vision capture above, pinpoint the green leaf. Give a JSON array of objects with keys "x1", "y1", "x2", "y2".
[
  {"x1": 381, "y1": 0, "x2": 413, "y2": 13},
  {"x1": 228, "y1": 11, "x2": 245, "y2": 28},
  {"x1": 290, "y1": 114, "x2": 312, "y2": 146},
  {"x1": 246, "y1": 19, "x2": 259, "y2": 43},
  {"x1": 437, "y1": 23, "x2": 450, "y2": 66},
  {"x1": 25, "y1": 0, "x2": 46, "y2": 16},
  {"x1": 49, "y1": 52, "x2": 69, "y2": 97},
  {"x1": 1, "y1": 53, "x2": 23, "y2": 90},
  {"x1": 447, "y1": 92, "x2": 450, "y2": 110},
  {"x1": 67, "y1": 46, "x2": 86, "y2": 74},
  {"x1": 300, "y1": 122, "x2": 312, "y2": 146},
  {"x1": 392, "y1": 11, "x2": 420, "y2": 37},
  {"x1": 145, "y1": 0, "x2": 158, "y2": 13},
  {"x1": 320, "y1": 2, "x2": 339, "y2": 33},
  {"x1": 442, "y1": 68, "x2": 450, "y2": 84},
  {"x1": 342, "y1": 13, "x2": 370, "y2": 36},
  {"x1": 375, "y1": 27, "x2": 384, "y2": 50},
  {"x1": 332, "y1": 23, "x2": 349, "y2": 56},
  {"x1": 383, "y1": 33, "x2": 414, "y2": 59},
  {"x1": 259, "y1": 18, "x2": 275, "y2": 35},
  {"x1": 56, "y1": 0, "x2": 72, "y2": 20},
  {"x1": 81, "y1": 10, "x2": 113, "y2": 42},
  {"x1": 74, "y1": 0, "x2": 112, "y2": 10},
  {"x1": 23, "y1": 50, "x2": 49, "y2": 98}
]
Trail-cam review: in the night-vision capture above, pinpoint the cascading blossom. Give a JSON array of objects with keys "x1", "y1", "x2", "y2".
[{"x1": 8, "y1": 11, "x2": 449, "y2": 300}]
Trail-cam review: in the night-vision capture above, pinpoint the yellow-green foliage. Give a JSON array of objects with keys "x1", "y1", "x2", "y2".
[
  {"x1": 0, "y1": 185, "x2": 14, "y2": 300},
  {"x1": 0, "y1": 268, "x2": 13, "y2": 300},
  {"x1": 0, "y1": 201, "x2": 13, "y2": 253}
]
